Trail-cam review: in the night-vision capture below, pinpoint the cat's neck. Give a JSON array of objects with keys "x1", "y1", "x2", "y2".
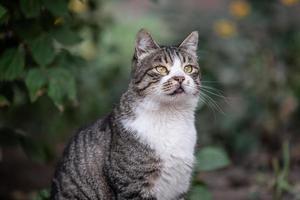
[
  {"x1": 116, "y1": 89, "x2": 197, "y2": 160},
  {"x1": 114, "y1": 89, "x2": 198, "y2": 122}
]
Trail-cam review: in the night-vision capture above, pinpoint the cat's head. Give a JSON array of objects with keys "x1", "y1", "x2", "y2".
[{"x1": 131, "y1": 29, "x2": 200, "y2": 106}]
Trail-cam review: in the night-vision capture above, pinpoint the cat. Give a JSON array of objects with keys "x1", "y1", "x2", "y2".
[{"x1": 51, "y1": 29, "x2": 201, "y2": 200}]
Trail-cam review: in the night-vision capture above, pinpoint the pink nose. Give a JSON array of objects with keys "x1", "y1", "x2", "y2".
[{"x1": 173, "y1": 76, "x2": 185, "y2": 83}]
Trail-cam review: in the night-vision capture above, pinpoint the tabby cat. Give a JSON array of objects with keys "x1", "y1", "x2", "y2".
[{"x1": 51, "y1": 29, "x2": 201, "y2": 200}]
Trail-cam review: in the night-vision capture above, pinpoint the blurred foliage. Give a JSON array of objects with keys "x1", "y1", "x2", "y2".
[
  {"x1": 1, "y1": 0, "x2": 300, "y2": 199},
  {"x1": 0, "y1": 0, "x2": 106, "y2": 110},
  {"x1": 272, "y1": 141, "x2": 293, "y2": 199},
  {"x1": 32, "y1": 189, "x2": 50, "y2": 200},
  {"x1": 188, "y1": 146, "x2": 230, "y2": 199},
  {"x1": 196, "y1": 146, "x2": 230, "y2": 172},
  {"x1": 0, "y1": 0, "x2": 109, "y2": 162},
  {"x1": 189, "y1": 185, "x2": 212, "y2": 200}
]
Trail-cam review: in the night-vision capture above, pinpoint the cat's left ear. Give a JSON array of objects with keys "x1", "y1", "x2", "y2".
[
  {"x1": 135, "y1": 29, "x2": 160, "y2": 60},
  {"x1": 179, "y1": 31, "x2": 198, "y2": 57}
]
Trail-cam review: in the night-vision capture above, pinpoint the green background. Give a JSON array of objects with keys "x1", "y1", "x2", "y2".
[{"x1": 0, "y1": 0, "x2": 300, "y2": 199}]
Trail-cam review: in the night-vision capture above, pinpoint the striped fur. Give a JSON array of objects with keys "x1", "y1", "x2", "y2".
[{"x1": 51, "y1": 29, "x2": 200, "y2": 200}]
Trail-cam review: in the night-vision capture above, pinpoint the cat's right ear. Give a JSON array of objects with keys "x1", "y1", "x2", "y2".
[
  {"x1": 179, "y1": 31, "x2": 198, "y2": 57},
  {"x1": 135, "y1": 29, "x2": 160, "y2": 60}
]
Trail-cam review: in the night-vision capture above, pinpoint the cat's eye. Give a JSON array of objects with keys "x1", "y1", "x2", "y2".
[
  {"x1": 184, "y1": 65, "x2": 195, "y2": 74},
  {"x1": 155, "y1": 66, "x2": 169, "y2": 75}
]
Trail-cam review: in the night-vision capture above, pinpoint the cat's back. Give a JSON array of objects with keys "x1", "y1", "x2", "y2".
[{"x1": 51, "y1": 116, "x2": 113, "y2": 200}]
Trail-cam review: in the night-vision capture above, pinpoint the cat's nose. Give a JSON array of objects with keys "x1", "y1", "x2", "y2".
[{"x1": 173, "y1": 76, "x2": 185, "y2": 83}]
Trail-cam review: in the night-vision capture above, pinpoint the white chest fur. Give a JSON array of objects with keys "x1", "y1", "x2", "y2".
[{"x1": 122, "y1": 102, "x2": 197, "y2": 200}]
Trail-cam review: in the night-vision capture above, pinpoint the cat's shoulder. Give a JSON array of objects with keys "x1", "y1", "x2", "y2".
[
  {"x1": 66, "y1": 114, "x2": 112, "y2": 147},
  {"x1": 79, "y1": 114, "x2": 111, "y2": 132}
]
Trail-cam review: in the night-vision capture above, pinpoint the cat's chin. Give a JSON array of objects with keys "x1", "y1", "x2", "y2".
[
  {"x1": 168, "y1": 87, "x2": 185, "y2": 96},
  {"x1": 158, "y1": 92, "x2": 198, "y2": 105}
]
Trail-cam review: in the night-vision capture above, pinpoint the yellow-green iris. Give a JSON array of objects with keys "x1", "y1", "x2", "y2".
[{"x1": 155, "y1": 66, "x2": 169, "y2": 75}]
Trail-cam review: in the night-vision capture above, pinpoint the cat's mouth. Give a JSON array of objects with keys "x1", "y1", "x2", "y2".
[{"x1": 169, "y1": 86, "x2": 185, "y2": 96}]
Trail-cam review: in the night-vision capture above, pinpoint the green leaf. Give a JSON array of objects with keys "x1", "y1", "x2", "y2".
[
  {"x1": 189, "y1": 185, "x2": 212, "y2": 200},
  {"x1": 20, "y1": 0, "x2": 42, "y2": 18},
  {"x1": 0, "y1": 48, "x2": 25, "y2": 81},
  {"x1": 25, "y1": 68, "x2": 47, "y2": 102},
  {"x1": 233, "y1": 132, "x2": 259, "y2": 155},
  {"x1": 47, "y1": 68, "x2": 76, "y2": 110},
  {"x1": 32, "y1": 189, "x2": 50, "y2": 200},
  {"x1": 15, "y1": 21, "x2": 43, "y2": 40},
  {"x1": 42, "y1": 0, "x2": 68, "y2": 16},
  {"x1": 56, "y1": 49, "x2": 85, "y2": 68},
  {"x1": 196, "y1": 147, "x2": 230, "y2": 171},
  {"x1": 51, "y1": 27, "x2": 82, "y2": 46},
  {"x1": 0, "y1": 4, "x2": 7, "y2": 19},
  {"x1": 28, "y1": 34, "x2": 55, "y2": 66},
  {"x1": 0, "y1": 95, "x2": 10, "y2": 107}
]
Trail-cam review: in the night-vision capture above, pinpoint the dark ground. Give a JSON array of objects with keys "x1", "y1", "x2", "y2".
[{"x1": 1, "y1": 143, "x2": 300, "y2": 200}]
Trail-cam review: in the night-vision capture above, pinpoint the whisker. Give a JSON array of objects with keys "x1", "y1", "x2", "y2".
[
  {"x1": 200, "y1": 87, "x2": 230, "y2": 105},
  {"x1": 200, "y1": 92, "x2": 225, "y2": 115},
  {"x1": 198, "y1": 93, "x2": 218, "y2": 119},
  {"x1": 201, "y1": 87, "x2": 225, "y2": 98},
  {"x1": 200, "y1": 85, "x2": 225, "y2": 94},
  {"x1": 201, "y1": 80, "x2": 222, "y2": 83},
  {"x1": 200, "y1": 95, "x2": 219, "y2": 113},
  {"x1": 140, "y1": 81, "x2": 227, "y2": 116}
]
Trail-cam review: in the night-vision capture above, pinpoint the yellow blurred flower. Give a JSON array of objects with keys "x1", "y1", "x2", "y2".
[
  {"x1": 54, "y1": 17, "x2": 64, "y2": 26},
  {"x1": 229, "y1": 0, "x2": 251, "y2": 18},
  {"x1": 280, "y1": 0, "x2": 299, "y2": 6},
  {"x1": 213, "y1": 19, "x2": 237, "y2": 38},
  {"x1": 69, "y1": 0, "x2": 88, "y2": 14},
  {"x1": 79, "y1": 40, "x2": 97, "y2": 60}
]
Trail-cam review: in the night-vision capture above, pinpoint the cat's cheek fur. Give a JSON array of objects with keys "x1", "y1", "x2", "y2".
[
  {"x1": 122, "y1": 100, "x2": 197, "y2": 200},
  {"x1": 182, "y1": 75, "x2": 198, "y2": 95}
]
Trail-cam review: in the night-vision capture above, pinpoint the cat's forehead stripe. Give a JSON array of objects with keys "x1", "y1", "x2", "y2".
[
  {"x1": 167, "y1": 48, "x2": 174, "y2": 63},
  {"x1": 151, "y1": 47, "x2": 194, "y2": 68},
  {"x1": 161, "y1": 47, "x2": 186, "y2": 66},
  {"x1": 165, "y1": 48, "x2": 173, "y2": 64}
]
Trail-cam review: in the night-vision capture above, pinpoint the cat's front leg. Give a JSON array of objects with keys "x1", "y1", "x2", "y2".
[{"x1": 176, "y1": 192, "x2": 187, "y2": 200}]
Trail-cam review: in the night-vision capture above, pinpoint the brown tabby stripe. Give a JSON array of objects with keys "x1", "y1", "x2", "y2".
[
  {"x1": 164, "y1": 48, "x2": 172, "y2": 63},
  {"x1": 165, "y1": 48, "x2": 174, "y2": 63},
  {"x1": 134, "y1": 67, "x2": 156, "y2": 84},
  {"x1": 146, "y1": 73, "x2": 155, "y2": 78},
  {"x1": 162, "y1": 49, "x2": 168, "y2": 63},
  {"x1": 175, "y1": 51, "x2": 181, "y2": 61},
  {"x1": 138, "y1": 79, "x2": 160, "y2": 92},
  {"x1": 153, "y1": 56, "x2": 163, "y2": 63},
  {"x1": 182, "y1": 54, "x2": 186, "y2": 63}
]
